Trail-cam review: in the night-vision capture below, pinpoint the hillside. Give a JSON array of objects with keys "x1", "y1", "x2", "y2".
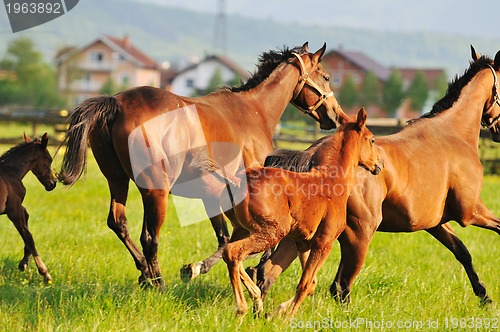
[{"x1": 0, "y1": 0, "x2": 499, "y2": 76}]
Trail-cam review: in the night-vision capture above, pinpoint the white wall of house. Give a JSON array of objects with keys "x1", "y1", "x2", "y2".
[{"x1": 170, "y1": 59, "x2": 239, "y2": 96}]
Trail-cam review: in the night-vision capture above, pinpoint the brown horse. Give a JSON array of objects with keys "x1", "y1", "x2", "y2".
[
  {"x1": 222, "y1": 108, "x2": 383, "y2": 317},
  {"x1": 252, "y1": 46, "x2": 500, "y2": 304},
  {"x1": 0, "y1": 133, "x2": 57, "y2": 283},
  {"x1": 57, "y1": 43, "x2": 346, "y2": 287}
]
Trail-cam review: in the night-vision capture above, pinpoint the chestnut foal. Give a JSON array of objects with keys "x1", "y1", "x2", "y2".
[{"x1": 222, "y1": 108, "x2": 383, "y2": 317}]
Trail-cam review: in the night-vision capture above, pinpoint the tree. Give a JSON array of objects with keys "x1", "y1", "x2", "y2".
[
  {"x1": 406, "y1": 71, "x2": 429, "y2": 112},
  {"x1": 205, "y1": 67, "x2": 225, "y2": 94},
  {"x1": 382, "y1": 69, "x2": 405, "y2": 117},
  {"x1": 432, "y1": 71, "x2": 449, "y2": 102},
  {"x1": 359, "y1": 71, "x2": 379, "y2": 107},
  {"x1": 338, "y1": 75, "x2": 359, "y2": 109},
  {"x1": 0, "y1": 37, "x2": 62, "y2": 108}
]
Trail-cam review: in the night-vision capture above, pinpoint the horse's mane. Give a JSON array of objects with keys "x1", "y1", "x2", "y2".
[
  {"x1": 227, "y1": 45, "x2": 307, "y2": 93},
  {"x1": 408, "y1": 55, "x2": 493, "y2": 125},
  {"x1": 0, "y1": 140, "x2": 35, "y2": 162},
  {"x1": 264, "y1": 136, "x2": 331, "y2": 172}
]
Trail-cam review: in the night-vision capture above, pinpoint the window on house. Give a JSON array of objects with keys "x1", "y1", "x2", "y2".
[
  {"x1": 332, "y1": 74, "x2": 341, "y2": 87},
  {"x1": 89, "y1": 52, "x2": 104, "y2": 63},
  {"x1": 186, "y1": 78, "x2": 194, "y2": 88}
]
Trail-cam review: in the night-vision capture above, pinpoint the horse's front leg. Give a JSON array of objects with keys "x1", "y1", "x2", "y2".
[
  {"x1": 180, "y1": 197, "x2": 229, "y2": 283},
  {"x1": 140, "y1": 188, "x2": 168, "y2": 288},
  {"x1": 9, "y1": 206, "x2": 52, "y2": 284}
]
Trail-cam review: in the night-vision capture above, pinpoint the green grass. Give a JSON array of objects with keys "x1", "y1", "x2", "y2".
[{"x1": 0, "y1": 146, "x2": 499, "y2": 331}]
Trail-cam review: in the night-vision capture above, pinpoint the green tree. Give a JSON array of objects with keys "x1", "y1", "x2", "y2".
[
  {"x1": 205, "y1": 67, "x2": 224, "y2": 94},
  {"x1": 228, "y1": 73, "x2": 243, "y2": 88},
  {"x1": 0, "y1": 37, "x2": 62, "y2": 108},
  {"x1": 99, "y1": 77, "x2": 117, "y2": 95},
  {"x1": 338, "y1": 75, "x2": 359, "y2": 109},
  {"x1": 406, "y1": 71, "x2": 429, "y2": 112},
  {"x1": 382, "y1": 69, "x2": 405, "y2": 117},
  {"x1": 432, "y1": 71, "x2": 449, "y2": 102},
  {"x1": 359, "y1": 71, "x2": 379, "y2": 107}
]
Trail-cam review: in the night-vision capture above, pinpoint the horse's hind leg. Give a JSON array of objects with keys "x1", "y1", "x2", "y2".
[
  {"x1": 139, "y1": 188, "x2": 168, "y2": 288},
  {"x1": 9, "y1": 207, "x2": 52, "y2": 283},
  {"x1": 426, "y1": 223, "x2": 491, "y2": 304},
  {"x1": 466, "y1": 199, "x2": 500, "y2": 235},
  {"x1": 90, "y1": 139, "x2": 150, "y2": 286}
]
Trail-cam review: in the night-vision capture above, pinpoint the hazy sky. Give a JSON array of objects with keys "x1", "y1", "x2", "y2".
[{"x1": 138, "y1": 0, "x2": 498, "y2": 38}]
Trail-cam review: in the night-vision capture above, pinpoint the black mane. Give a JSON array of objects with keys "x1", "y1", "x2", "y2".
[
  {"x1": 409, "y1": 55, "x2": 494, "y2": 124},
  {"x1": 228, "y1": 45, "x2": 307, "y2": 92},
  {"x1": 264, "y1": 136, "x2": 330, "y2": 172}
]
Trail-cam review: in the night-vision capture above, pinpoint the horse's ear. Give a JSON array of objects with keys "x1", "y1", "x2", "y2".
[
  {"x1": 41, "y1": 132, "x2": 49, "y2": 148},
  {"x1": 301, "y1": 42, "x2": 309, "y2": 53},
  {"x1": 494, "y1": 50, "x2": 500, "y2": 70},
  {"x1": 24, "y1": 132, "x2": 32, "y2": 143},
  {"x1": 471, "y1": 45, "x2": 479, "y2": 61},
  {"x1": 312, "y1": 43, "x2": 327, "y2": 63},
  {"x1": 356, "y1": 107, "x2": 367, "y2": 129}
]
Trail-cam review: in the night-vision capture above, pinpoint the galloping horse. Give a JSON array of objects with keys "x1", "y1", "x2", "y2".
[
  {"x1": 0, "y1": 133, "x2": 57, "y2": 283},
  {"x1": 253, "y1": 46, "x2": 500, "y2": 304},
  {"x1": 223, "y1": 108, "x2": 383, "y2": 317},
  {"x1": 57, "y1": 43, "x2": 346, "y2": 287}
]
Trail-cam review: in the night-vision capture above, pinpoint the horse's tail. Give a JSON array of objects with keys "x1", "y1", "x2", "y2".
[{"x1": 57, "y1": 95, "x2": 121, "y2": 185}]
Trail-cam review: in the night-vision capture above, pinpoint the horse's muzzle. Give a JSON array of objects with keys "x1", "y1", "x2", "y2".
[
  {"x1": 320, "y1": 117, "x2": 336, "y2": 130},
  {"x1": 45, "y1": 181, "x2": 57, "y2": 191}
]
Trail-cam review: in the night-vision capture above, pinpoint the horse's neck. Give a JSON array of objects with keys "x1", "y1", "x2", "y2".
[
  {"x1": 316, "y1": 134, "x2": 358, "y2": 184},
  {"x1": 246, "y1": 63, "x2": 299, "y2": 136},
  {"x1": 438, "y1": 73, "x2": 491, "y2": 146},
  {"x1": 0, "y1": 151, "x2": 33, "y2": 180}
]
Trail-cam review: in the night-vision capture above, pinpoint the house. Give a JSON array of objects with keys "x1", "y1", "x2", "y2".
[
  {"x1": 165, "y1": 54, "x2": 250, "y2": 96},
  {"x1": 322, "y1": 48, "x2": 446, "y2": 117},
  {"x1": 54, "y1": 35, "x2": 160, "y2": 105}
]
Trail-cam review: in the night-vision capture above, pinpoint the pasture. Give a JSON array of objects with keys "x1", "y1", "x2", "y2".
[{"x1": 0, "y1": 143, "x2": 499, "y2": 331}]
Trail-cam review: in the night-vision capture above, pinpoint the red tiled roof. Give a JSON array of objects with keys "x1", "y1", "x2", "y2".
[{"x1": 104, "y1": 34, "x2": 158, "y2": 70}]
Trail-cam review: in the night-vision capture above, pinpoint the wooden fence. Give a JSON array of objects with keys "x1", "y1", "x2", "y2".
[{"x1": 0, "y1": 110, "x2": 498, "y2": 173}]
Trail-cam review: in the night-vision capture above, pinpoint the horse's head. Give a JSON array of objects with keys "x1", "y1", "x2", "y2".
[
  {"x1": 290, "y1": 42, "x2": 346, "y2": 130},
  {"x1": 343, "y1": 108, "x2": 384, "y2": 175},
  {"x1": 26, "y1": 132, "x2": 57, "y2": 191},
  {"x1": 472, "y1": 46, "x2": 500, "y2": 142}
]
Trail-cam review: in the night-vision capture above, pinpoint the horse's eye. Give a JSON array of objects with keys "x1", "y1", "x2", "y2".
[
  {"x1": 324, "y1": 75, "x2": 330, "y2": 82},
  {"x1": 370, "y1": 138, "x2": 375, "y2": 145}
]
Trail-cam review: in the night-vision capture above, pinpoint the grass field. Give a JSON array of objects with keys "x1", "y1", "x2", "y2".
[{"x1": 0, "y1": 145, "x2": 499, "y2": 331}]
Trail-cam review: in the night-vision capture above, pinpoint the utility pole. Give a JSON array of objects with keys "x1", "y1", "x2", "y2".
[{"x1": 213, "y1": 0, "x2": 227, "y2": 54}]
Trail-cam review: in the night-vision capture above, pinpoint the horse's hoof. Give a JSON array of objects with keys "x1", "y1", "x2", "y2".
[
  {"x1": 138, "y1": 274, "x2": 153, "y2": 289},
  {"x1": 480, "y1": 295, "x2": 493, "y2": 306},
  {"x1": 44, "y1": 275, "x2": 53, "y2": 285},
  {"x1": 180, "y1": 263, "x2": 201, "y2": 283},
  {"x1": 18, "y1": 262, "x2": 28, "y2": 272},
  {"x1": 253, "y1": 298, "x2": 264, "y2": 317}
]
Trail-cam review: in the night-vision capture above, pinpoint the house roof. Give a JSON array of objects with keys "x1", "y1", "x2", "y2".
[
  {"x1": 173, "y1": 54, "x2": 250, "y2": 80},
  {"x1": 103, "y1": 35, "x2": 158, "y2": 70},
  {"x1": 54, "y1": 34, "x2": 159, "y2": 70},
  {"x1": 330, "y1": 49, "x2": 391, "y2": 81}
]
